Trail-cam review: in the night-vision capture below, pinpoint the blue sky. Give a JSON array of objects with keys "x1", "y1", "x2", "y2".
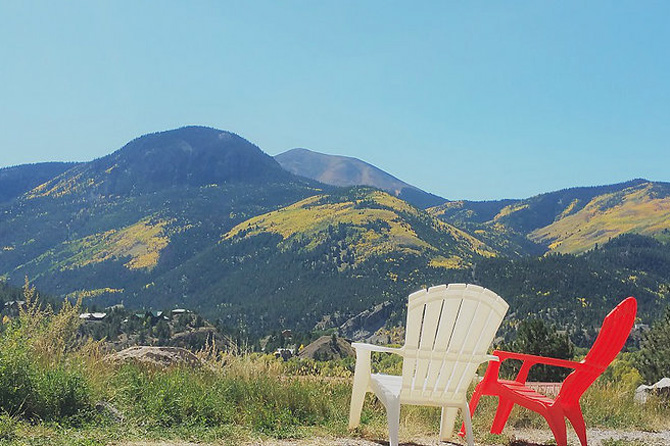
[{"x1": 1, "y1": 1, "x2": 668, "y2": 200}]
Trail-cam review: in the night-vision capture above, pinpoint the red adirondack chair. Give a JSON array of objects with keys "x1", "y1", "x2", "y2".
[{"x1": 461, "y1": 297, "x2": 637, "y2": 446}]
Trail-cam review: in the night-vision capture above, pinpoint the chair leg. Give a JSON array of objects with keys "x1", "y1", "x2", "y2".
[
  {"x1": 439, "y1": 407, "x2": 458, "y2": 440},
  {"x1": 461, "y1": 402, "x2": 475, "y2": 446},
  {"x1": 348, "y1": 350, "x2": 371, "y2": 429},
  {"x1": 545, "y1": 411, "x2": 568, "y2": 446},
  {"x1": 348, "y1": 387, "x2": 366, "y2": 430},
  {"x1": 565, "y1": 405, "x2": 587, "y2": 446},
  {"x1": 458, "y1": 381, "x2": 484, "y2": 437},
  {"x1": 490, "y1": 397, "x2": 514, "y2": 434},
  {"x1": 386, "y1": 400, "x2": 401, "y2": 446}
]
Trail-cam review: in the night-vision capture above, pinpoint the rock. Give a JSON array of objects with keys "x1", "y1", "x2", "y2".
[
  {"x1": 95, "y1": 401, "x2": 124, "y2": 423},
  {"x1": 338, "y1": 301, "x2": 393, "y2": 341},
  {"x1": 635, "y1": 377, "x2": 670, "y2": 403},
  {"x1": 298, "y1": 336, "x2": 355, "y2": 361},
  {"x1": 168, "y1": 327, "x2": 229, "y2": 351},
  {"x1": 105, "y1": 346, "x2": 203, "y2": 369}
]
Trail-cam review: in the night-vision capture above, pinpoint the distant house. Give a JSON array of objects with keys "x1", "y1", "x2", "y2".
[
  {"x1": 79, "y1": 312, "x2": 107, "y2": 322},
  {"x1": 3, "y1": 301, "x2": 26, "y2": 316},
  {"x1": 274, "y1": 348, "x2": 295, "y2": 361},
  {"x1": 133, "y1": 310, "x2": 169, "y2": 324}
]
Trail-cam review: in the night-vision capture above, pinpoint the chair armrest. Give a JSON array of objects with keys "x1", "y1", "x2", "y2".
[
  {"x1": 351, "y1": 342, "x2": 404, "y2": 356},
  {"x1": 492, "y1": 350, "x2": 587, "y2": 384},
  {"x1": 348, "y1": 342, "x2": 402, "y2": 411},
  {"x1": 492, "y1": 350, "x2": 584, "y2": 370}
]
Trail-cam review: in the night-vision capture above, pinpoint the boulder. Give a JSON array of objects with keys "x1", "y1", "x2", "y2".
[
  {"x1": 635, "y1": 377, "x2": 670, "y2": 403},
  {"x1": 105, "y1": 346, "x2": 203, "y2": 369}
]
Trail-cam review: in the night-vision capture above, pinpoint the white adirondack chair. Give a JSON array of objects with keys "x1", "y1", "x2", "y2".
[{"x1": 348, "y1": 283, "x2": 509, "y2": 446}]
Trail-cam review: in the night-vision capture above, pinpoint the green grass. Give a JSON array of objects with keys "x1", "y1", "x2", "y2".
[{"x1": 1, "y1": 291, "x2": 670, "y2": 445}]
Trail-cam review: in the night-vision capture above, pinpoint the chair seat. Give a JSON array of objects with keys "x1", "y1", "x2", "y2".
[
  {"x1": 370, "y1": 374, "x2": 402, "y2": 403},
  {"x1": 498, "y1": 380, "x2": 556, "y2": 407}
]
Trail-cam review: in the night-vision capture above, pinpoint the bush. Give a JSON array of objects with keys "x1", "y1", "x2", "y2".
[
  {"x1": 115, "y1": 365, "x2": 234, "y2": 427},
  {"x1": 0, "y1": 329, "x2": 33, "y2": 416},
  {"x1": 31, "y1": 366, "x2": 92, "y2": 420},
  {"x1": 0, "y1": 282, "x2": 92, "y2": 422}
]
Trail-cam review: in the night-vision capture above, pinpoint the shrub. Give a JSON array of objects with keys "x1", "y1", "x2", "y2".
[
  {"x1": 0, "y1": 282, "x2": 92, "y2": 422},
  {"x1": 0, "y1": 329, "x2": 33, "y2": 416}
]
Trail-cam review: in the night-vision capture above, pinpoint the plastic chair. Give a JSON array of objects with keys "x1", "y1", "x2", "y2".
[
  {"x1": 348, "y1": 284, "x2": 509, "y2": 446},
  {"x1": 461, "y1": 296, "x2": 637, "y2": 446}
]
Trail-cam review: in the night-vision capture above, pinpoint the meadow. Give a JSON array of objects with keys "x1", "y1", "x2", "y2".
[{"x1": 1, "y1": 291, "x2": 668, "y2": 446}]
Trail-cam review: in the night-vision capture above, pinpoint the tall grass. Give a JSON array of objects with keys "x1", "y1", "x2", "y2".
[
  {"x1": 1, "y1": 288, "x2": 669, "y2": 445},
  {"x1": 0, "y1": 282, "x2": 92, "y2": 422}
]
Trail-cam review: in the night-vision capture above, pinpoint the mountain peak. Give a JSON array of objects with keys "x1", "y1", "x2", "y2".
[
  {"x1": 275, "y1": 148, "x2": 445, "y2": 208},
  {"x1": 22, "y1": 126, "x2": 295, "y2": 200},
  {"x1": 86, "y1": 126, "x2": 291, "y2": 194}
]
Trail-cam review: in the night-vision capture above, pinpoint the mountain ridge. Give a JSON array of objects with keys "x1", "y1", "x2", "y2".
[
  {"x1": 1, "y1": 126, "x2": 669, "y2": 339},
  {"x1": 0, "y1": 162, "x2": 80, "y2": 203},
  {"x1": 275, "y1": 148, "x2": 445, "y2": 208},
  {"x1": 430, "y1": 178, "x2": 670, "y2": 255}
]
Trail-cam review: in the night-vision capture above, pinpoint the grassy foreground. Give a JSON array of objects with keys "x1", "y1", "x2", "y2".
[{"x1": 1, "y1": 293, "x2": 669, "y2": 445}]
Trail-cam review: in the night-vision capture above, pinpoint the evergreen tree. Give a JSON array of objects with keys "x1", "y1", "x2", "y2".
[
  {"x1": 637, "y1": 306, "x2": 670, "y2": 383},
  {"x1": 504, "y1": 318, "x2": 575, "y2": 382}
]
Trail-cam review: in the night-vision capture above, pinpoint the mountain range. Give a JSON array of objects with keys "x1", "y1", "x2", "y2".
[{"x1": 1, "y1": 126, "x2": 669, "y2": 339}]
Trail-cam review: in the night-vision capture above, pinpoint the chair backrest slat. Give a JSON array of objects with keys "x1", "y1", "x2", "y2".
[
  {"x1": 400, "y1": 283, "x2": 508, "y2": 405},
  {"x1": 556, "y1": 296, "x2": 637, "y2": 406}
]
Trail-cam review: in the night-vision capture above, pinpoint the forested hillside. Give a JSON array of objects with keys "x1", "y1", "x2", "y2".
[
  {"x1": 432, "y1": 179, "x2": 670, "y2": 255},
  {"x1": 127, "y1": 186, "x2": 496, "y2": 335},
  {"x1": 470, "y1": 234, "x2": 669, "y2": 345},
  {"x1": 1, "y1": 126, "x2": 669, "y2": 344},
  {"x1": 0, "y1": 162, "x2": 79, "y2": 203},
  {"x1": 0, "y1": 127, "x2": 321, "y2": 306}
]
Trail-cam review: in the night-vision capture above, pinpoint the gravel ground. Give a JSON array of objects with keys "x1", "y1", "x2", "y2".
[{"x1": 118, "y1": 428, "x2": 670, "y2": 446}]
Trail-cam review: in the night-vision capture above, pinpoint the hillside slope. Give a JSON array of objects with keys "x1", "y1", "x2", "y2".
[
  {"x1": 0, "y1": 127, "x2": 320, "y2": 302},
  {"x1": 0, "y1": 162, "x2": 79, "y2": 203},
  {"x1": 528, "y1": 181, "x2": 670, "y2": 253},
  {"x1": 432, "y1": 179, "x2": 670, "y2": 255},
  {"x1": 133, "y1": 187, "x2": 496, "y2": 334}
]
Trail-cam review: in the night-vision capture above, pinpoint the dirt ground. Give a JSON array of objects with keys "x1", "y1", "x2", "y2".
[{"x1": 118, "y1": 427, "x2": 670, "y2": 446}]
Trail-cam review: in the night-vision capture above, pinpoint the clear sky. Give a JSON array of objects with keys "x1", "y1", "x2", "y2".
[{"x1": 1, "y1": 1, "x2": 668, "y2": 200}]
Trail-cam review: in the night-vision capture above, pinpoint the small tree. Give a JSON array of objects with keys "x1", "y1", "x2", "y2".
[
  {"x1": 504, "y1": 318, "x2": 575, "y2": 382},
  {"x1": 154, "y1": 320, "x2": 171, "y2": 345},
  {"x1": 637, "y1": 306, "x2": 670, "y2": 383}
]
